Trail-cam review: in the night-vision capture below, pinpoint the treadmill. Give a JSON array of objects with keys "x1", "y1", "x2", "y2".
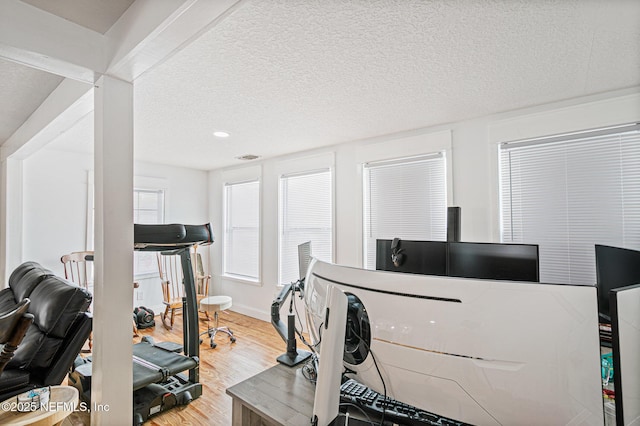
[{"x1": 70, "y1": 223, "x2": 214, "y2": 425}]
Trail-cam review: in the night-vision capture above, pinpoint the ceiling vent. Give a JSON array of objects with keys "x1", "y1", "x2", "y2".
[{"x1": 236, "y1": 154, "x2": 260, "y2": 161}]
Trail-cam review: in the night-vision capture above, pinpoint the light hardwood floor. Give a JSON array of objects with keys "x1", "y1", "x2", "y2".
[{"x1": 64, "y1": 310, "x2": 289, "y2": 425}]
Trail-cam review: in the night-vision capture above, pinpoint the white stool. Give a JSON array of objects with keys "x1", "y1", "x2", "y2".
[{"x1": 199, "y1": 295, "x2": 236, "y2": 348}]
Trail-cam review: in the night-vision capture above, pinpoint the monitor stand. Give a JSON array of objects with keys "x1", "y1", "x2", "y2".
[{"x1": 276, "y1": 313, "x2": 311, "y2": 366}]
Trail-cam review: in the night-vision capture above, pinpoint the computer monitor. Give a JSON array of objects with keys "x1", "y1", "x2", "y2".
[
  {"x1": 375, "y1": 239, "x2": 448, "y2": 276},
  {"x1": 447, "y1": 241, "x2": 539, "y2": 282},
  {"x1": 595, "y1": 244, "x2": 640, "y2": 323},
  {"x1": 304, "y1": 259, "x2": 603, "y2": 425},
  {"x1": 298, "y1": 241, "x2": 312, "y2": 281}
]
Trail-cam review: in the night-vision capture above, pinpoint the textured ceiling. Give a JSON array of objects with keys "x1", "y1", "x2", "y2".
[
  {"x1": 20, "y1": 0, "x2": 134, "y2": 34},
  {"x1": 0, "y1": 58, "x2": 63, "y2": 144},
  {"x1": 48, "y1": 0, "x2": 640, "y2": 170},
  {"x1": 131, "y1": 0, "x2": 640, "y2": 170}
]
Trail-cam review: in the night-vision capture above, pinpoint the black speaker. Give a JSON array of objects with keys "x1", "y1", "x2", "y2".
[{"x1": 447, "y1": 207, "x2": 461, "y2": 242}]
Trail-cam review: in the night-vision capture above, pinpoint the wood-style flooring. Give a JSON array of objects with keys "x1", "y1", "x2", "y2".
[{"x1": 64, "y1": 310, "x2": 287, "y2": 425}]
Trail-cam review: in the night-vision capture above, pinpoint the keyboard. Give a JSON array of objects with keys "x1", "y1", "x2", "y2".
[{"x1": 339, "y1": 378, "x2": 468, "y2": 426}]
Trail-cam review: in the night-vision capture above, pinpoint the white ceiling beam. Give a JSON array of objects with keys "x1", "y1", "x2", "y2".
[
  {"x1": 1, "y1": 79, "x2": 93, "y2": 161},
  {"x1": 106, "y1": 0, "x2": 244, "y2": 82},
  {"x1": 0, "y1": 0, "x2": 104, "y2": 83}
]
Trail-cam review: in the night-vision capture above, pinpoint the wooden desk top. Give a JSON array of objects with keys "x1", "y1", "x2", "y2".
[
  {"x1": 226, "y1": 363, "x2": 315, "y2": 426},
  {"x1": 0, "y1": 385, "x2": 78, "y2": 426}
]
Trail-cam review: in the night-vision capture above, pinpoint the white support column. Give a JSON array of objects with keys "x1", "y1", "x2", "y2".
[
  {"x1": 91, "y1": 75, "x2": 134, "y2": 425},
  {"x1": 0, "y1": 157, "x2": 23, "y2": 286}
]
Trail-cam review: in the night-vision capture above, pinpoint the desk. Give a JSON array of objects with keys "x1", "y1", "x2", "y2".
[
  {"x1": 226, "y1": 363, "x2": 315, "y2": 426},
  {"x1": 0, "y1": 386, "x2": 78, "y2": 426}
]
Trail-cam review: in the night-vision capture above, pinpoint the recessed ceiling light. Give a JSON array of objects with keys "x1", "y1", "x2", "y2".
[{"x1": 213, "y1": 131, "x2": 230, "y2": 138}]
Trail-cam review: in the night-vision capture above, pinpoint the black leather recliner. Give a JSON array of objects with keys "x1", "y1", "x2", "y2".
[{"x1": 0, "y1": 261, "x2": 92, "y2": 400}]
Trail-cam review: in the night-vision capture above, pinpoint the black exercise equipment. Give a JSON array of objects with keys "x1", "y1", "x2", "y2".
[
  {"x1": 134, "y1": 306, "x2": 155, "y2": 329},
  {"x1": 69, "y1": 223, "x2": 214, "y2": 425}
]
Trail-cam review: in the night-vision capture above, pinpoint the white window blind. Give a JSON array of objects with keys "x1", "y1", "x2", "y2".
[
  {"x1": 133, "y1": 189, "x2": 165, "y2": 276},
  {"x1": 279, "y1": 169, "x2": 332, "y2": 284},
  {"x1": 224, "y1": 180, "x2": 260, "y2": 280},
  {"x1": 500, "y1": 123, "x2": 640, "y2": 285},
  {"x1": 363, "y1": 153, "x2": 447, "y2": 269}
]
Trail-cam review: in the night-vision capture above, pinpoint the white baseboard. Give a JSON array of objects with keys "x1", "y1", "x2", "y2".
[
  {"x1": 137, "y1": 303, "x2": 270, "y2": 324},
  {"x1": 228, "y1": 303, "x2": 270, "y2": 323}
]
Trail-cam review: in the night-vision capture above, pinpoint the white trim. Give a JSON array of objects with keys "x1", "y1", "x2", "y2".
[
  {"x1": 277, "y1": 167, "x2": 334, "y2": 284},
  {"x1": 222, "y1": 177, "x2": 262, "y2": 282},
  {"x1": 273, "y1": 152, "x2": 335, "y2": 177},
  {"x1": 221, "y1": 164, "x2": 261, "y2": 184},
  {"x1": 488, "y1": 93, "x2": 640, "y2": 145},
  {"x1": 355, "y1": 129, "x2": 451, "y2": 164},
  {"x1": 221, "y1": 273, "x2": 261, "y2": 286}
]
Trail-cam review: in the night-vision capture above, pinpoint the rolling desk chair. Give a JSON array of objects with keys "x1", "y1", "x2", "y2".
[{"x1": 199, "y1": 296, "x2": 235, "y2": 349}]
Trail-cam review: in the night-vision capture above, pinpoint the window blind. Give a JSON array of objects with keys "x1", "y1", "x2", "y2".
[
  {"x1": 224, "y1": 180, "x2": 260, "y2": 280},
  {"x1": 279, "y1": 169, "x2": 332, "y2": 284},
  {"x1": 500, "y1": 124, "x2": 640, "y2": 285},
  {"x1": 363, "y1": 153, "x2": 447, "y2": 269}
]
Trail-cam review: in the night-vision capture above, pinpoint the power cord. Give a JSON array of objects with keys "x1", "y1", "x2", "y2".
[
  {"x1": 337, "y1": 404, "x2": 377, "y2": 425},
  {"x1": 347, "y1": 324, "x2": 387, "y2": 426},
  {"x1": 301, "y1": 353, "x2": 318, "y2": 383},
  {"x1": 291, "y1": 284, "x2": 317, "y2": 352}
]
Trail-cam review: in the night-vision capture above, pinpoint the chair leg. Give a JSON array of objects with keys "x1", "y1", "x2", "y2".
[
  {"x1": 170, "y1": 308, "x2": 175, "y2": 328},
  {"x1": 162, "y1": 306, "x2": 172, "y2": 330}
]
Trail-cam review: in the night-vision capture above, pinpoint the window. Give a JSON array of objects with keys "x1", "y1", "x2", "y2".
[
  {"x1": 133, "y1": 189, "x2": 165, "y2": 276},
  {"x1": 363, "y1": 153, "x2": 447, "y2": 269},
  {"x1": 500, "y1": 123, "x2": 640, "y2": 285},
  {"x1": 224, "y1": 180, "x2": 260, "y2": 280},
  {"x1": 279, "y1": 169, "x2": 332, "y2": 284}
]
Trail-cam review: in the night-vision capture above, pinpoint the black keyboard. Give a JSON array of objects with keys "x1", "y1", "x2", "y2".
[{"x1": 339, "y1": 378, "x2": 468, "y2": 426}]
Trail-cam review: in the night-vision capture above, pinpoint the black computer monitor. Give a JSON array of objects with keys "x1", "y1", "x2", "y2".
[
  {"x1": 595, "y1": 244, "x2": 640, "y2": 323},
  {"x1": 376, "y1": 239, "x2": 448, "y2": 276},
  {"x1": 447, "y1": 241, "x2": 539, "y2": 282}
]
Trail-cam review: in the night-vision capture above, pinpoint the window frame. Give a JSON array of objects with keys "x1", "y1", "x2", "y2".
[
  {"x1": 278, "y1": 168, "x2": 334, "y2": 285},
  {"x1": 133, "y1": 187, "x2": 166, "y2": 279},
  {"x1": 498, "y1": 122, "x2": 640, "y2": 285},
  {"x1": 362, "y1": 152, "x2": 448, "y2": 270},
  {"x1": 222, "y1": 178, "x2": 262, "y2": 283}
]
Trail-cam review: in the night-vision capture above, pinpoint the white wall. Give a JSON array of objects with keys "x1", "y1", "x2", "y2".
[
  {"x1": 23, "y1": 149, "x2": 92, "y2": 271},
  {"x1": 21, "y1": 147, "x2": 209, "y2": 311},
  {"x1": 208, "y1": 90, "x2": 640, "y2": 321}
]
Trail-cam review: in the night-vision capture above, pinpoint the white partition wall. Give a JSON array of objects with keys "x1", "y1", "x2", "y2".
[{"x1": 612, "y1": 284, "x2": 640, "y2": 426}]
